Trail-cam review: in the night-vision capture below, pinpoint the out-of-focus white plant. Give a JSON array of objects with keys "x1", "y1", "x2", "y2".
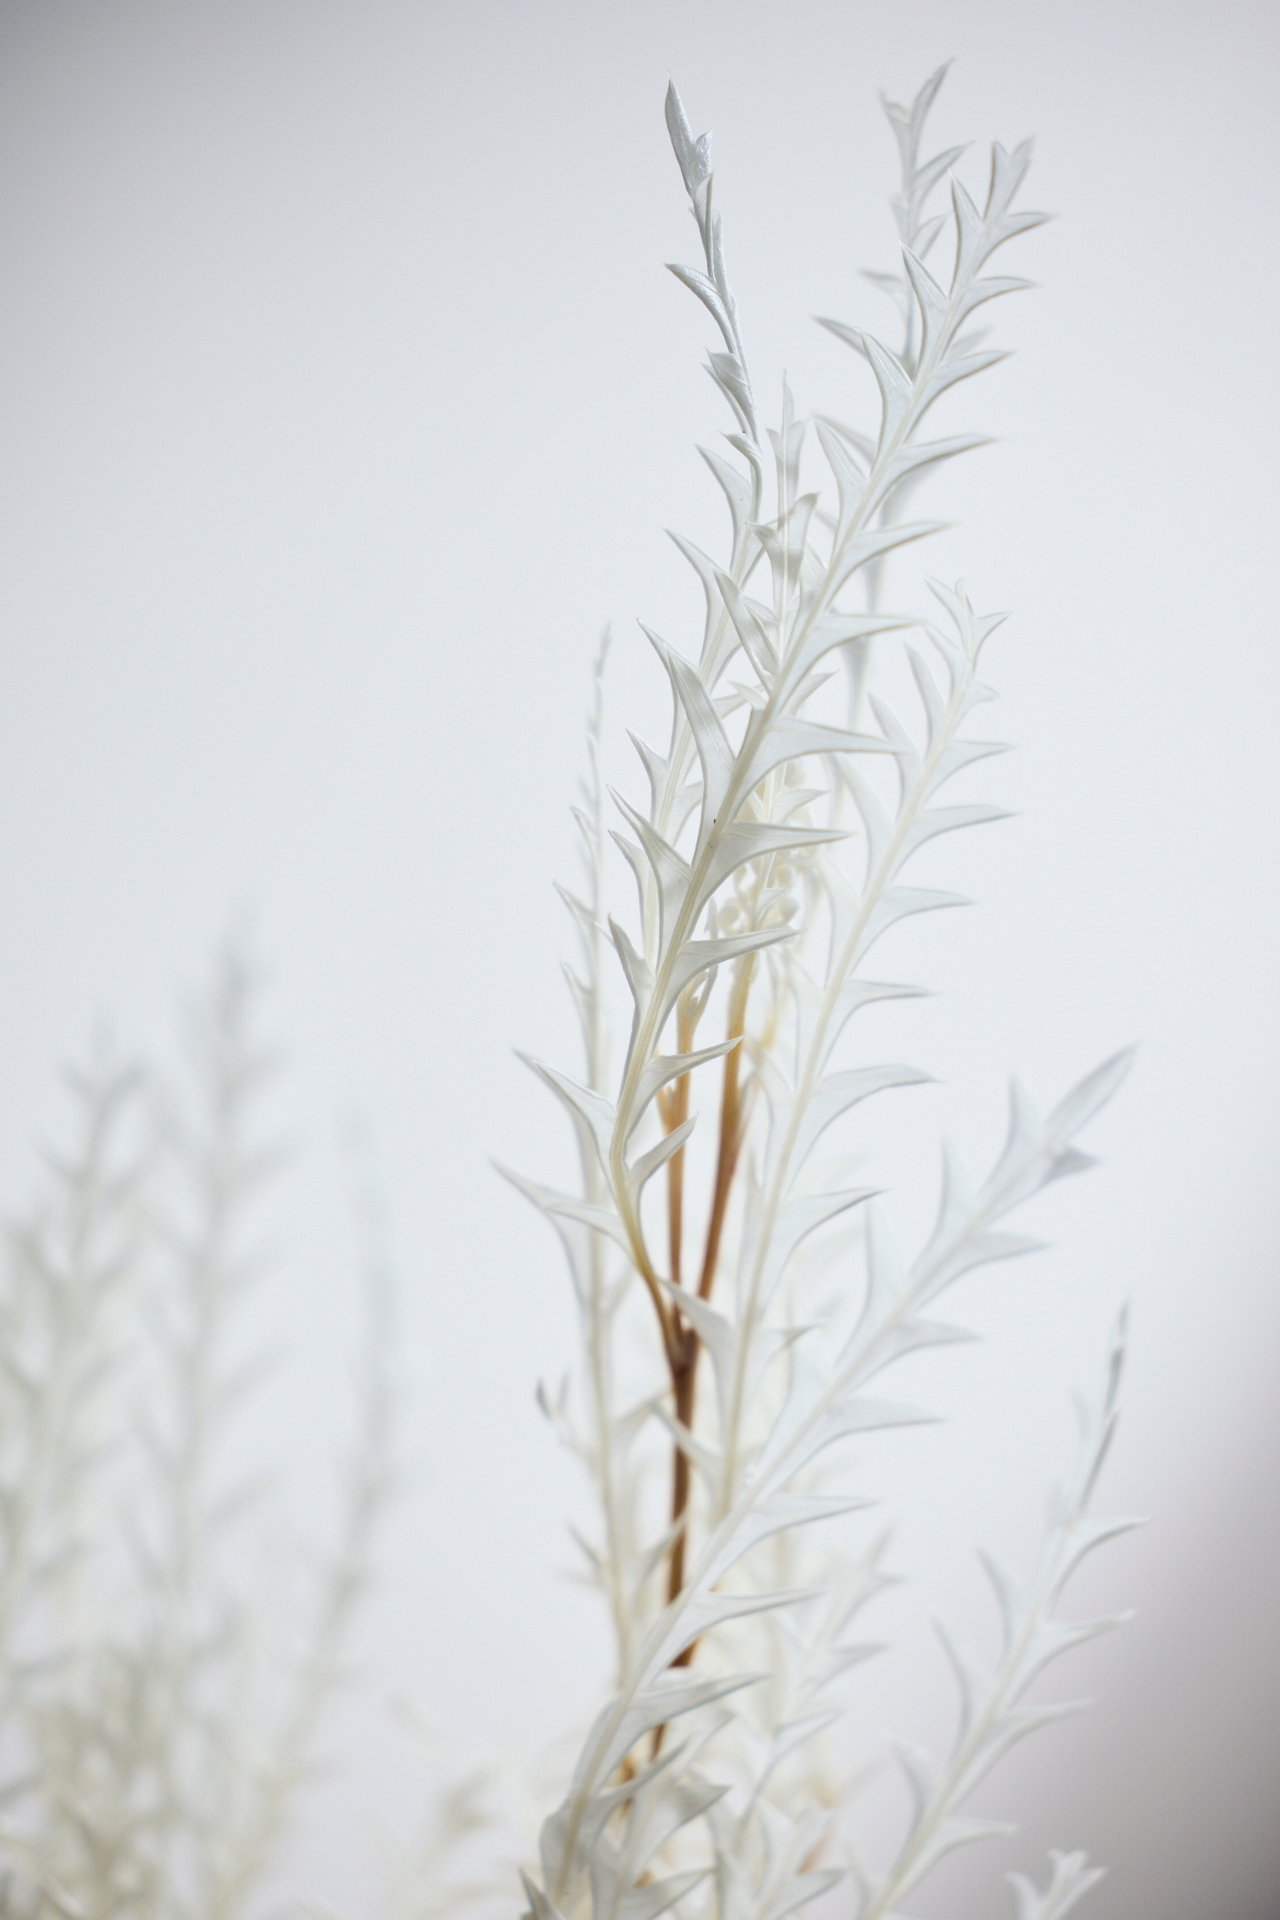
[
  {"x1": 508, "y1": 66, "x2": 1137, "y2": 1920},
  {"x1": 0, "y1": 954, "x2": 393, "y2": 1918}
]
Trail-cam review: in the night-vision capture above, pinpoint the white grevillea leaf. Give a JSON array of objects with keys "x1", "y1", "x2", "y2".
[{"x1": 1006, "y1": 1851, "x2": 1107, "y2": 1920}]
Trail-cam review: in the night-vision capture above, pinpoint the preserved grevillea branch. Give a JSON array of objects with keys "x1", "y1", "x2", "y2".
[{"x1": 512, "y1": 65, "x2": 1133, "y2": 1920}]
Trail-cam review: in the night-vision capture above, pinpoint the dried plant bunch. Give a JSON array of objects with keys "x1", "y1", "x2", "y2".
[
  {"x1": 0, "y1": 956, "x2": 392, "y2": 1919},
  {"x1": 511, "y1": 67, "x2": 1135, "y2": 1920}
]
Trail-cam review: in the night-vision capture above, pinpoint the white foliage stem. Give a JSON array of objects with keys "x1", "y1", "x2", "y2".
[
  {"x1": 148, "y1": 959, "x2": 262, "y2": 1864},
  {"x1": 644, "y1": 85, "x2": 767, "y2": 955},
  {"x1": 580, "y1": 634, "x2": 641, "y2": 1682},
  {"x1": 537, "y1": 1055, "x2": 1126, "y2": 1917},
  {"x1": 717, "y1": 610, "x2": 989, "y2": 1517},
  {"x1": 857, "y1": 1328, "x2": 1132, "y2": 1919},
  {"x1": 520, "y1": 71, "x2": 1129, "y2": 1920},
  {"x1": 811, "y1": 159, "x2": 1031, "y2": 654},
  {"x1": 849, "y1": 62, "x2": 963, "y2": 719},
  {"x1": 0, "y1": 1065, "x2": 141, "y2": 1727},
  {"x1": 205, "y1": 1235, "x2": 394, "y2": 1920},
  {"x1": 610, "y1": 129, "x2": 1042, "y2": 1312}
]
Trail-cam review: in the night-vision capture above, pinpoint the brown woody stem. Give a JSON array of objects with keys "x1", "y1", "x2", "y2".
[
  {"x1": 664, "y1": 953, "x2": 757, "y2": 1613},
  {"x1": 649, "y1": 958, "x2": 757, "y2": 1758}
]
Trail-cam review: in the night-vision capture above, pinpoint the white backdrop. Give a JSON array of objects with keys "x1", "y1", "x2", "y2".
[{"x1": 1, "y1": 1, "x2": 1277, "y2": 1915}]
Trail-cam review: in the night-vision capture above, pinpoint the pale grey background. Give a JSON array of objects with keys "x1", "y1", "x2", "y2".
[{"x1": 0, "y1": 1, "x2": 1277, "y2": 1915}]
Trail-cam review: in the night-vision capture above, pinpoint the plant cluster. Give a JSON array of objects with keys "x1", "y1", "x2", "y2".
[
  {"x1": 0, "y1": 957, "x2": 390, "y2": 1918},
  {"x1": 0, "y1": 62, "x2": 1133, "y2": 1920},
  {"x1": 508, "y1": 66, "x2": 1135, "y2": 1920}
]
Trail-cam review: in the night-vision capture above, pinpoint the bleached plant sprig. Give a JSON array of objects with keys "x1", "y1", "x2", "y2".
[
  {"x1": 513, "y1": 67, "x2": 1132, "y2": 1920},
  {"x1": 848, "y1": 1317, "x2": 1137, "y2": 1920},
  {"x1": 0, "y1": 955, "x2": 393, "y2": 1919}
]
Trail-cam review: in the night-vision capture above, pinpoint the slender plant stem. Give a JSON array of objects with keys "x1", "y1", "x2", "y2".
[
  {"x1": 662, "y1": 950, "x2": 757, "y2": 1626},
  {"x1": 658, "y1": 1003, "x2": 696, "y2": 1289},
  {"x1": 696, "y1": 954, "x2": 755, "y2": 1304}
]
